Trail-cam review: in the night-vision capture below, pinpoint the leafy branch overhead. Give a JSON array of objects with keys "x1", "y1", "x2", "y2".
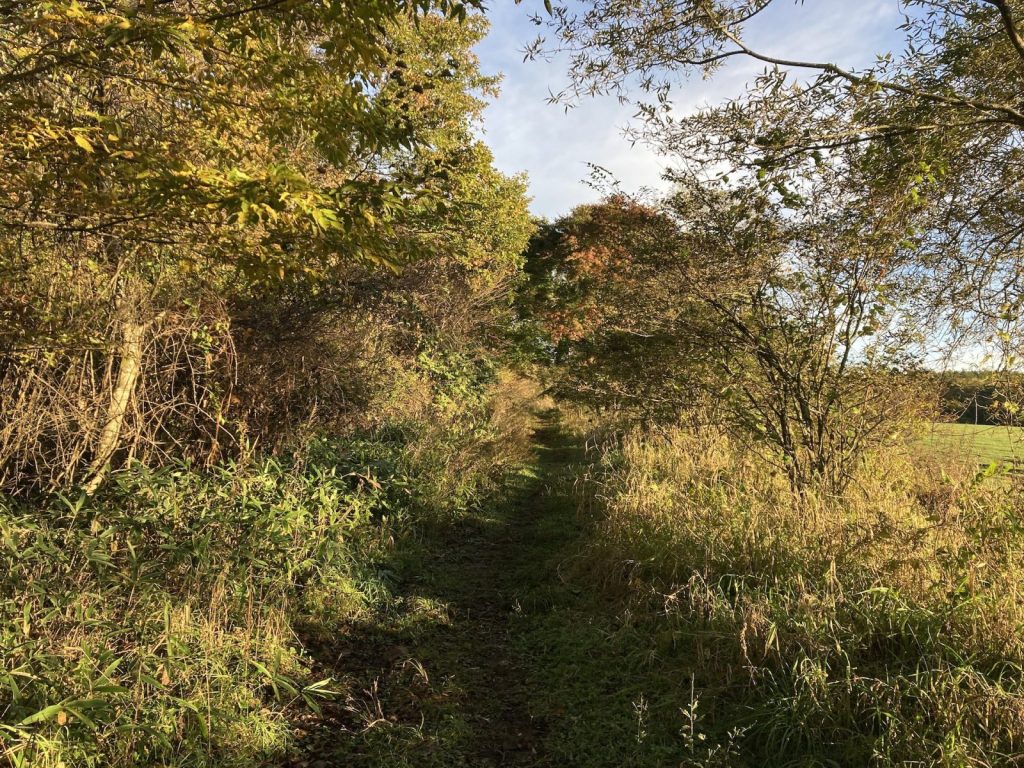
[
  {"x1": 531, "y1": 0, "x2": 1024, "y2": 334},
  {"x1": 0, "y1": 0, "x2": 485, "y2": 280}
]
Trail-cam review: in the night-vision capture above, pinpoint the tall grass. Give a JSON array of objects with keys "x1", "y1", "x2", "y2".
[
  {"x1": 0, "y1": 453, "x2": 377, "y2": 767},
  {"x1": 581, "y1": 424, "x2": 1024, "y2": 766},
  {"x1": 0, "y1": 372, "x2": 541, "y2": 767}
]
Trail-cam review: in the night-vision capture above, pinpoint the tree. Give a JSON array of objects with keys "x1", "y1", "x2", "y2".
[
  {"x1": 667, "y1": 167, "x2": 930, "y2": 492},
  {"x1": 529, "y1": 0, "x2": 1024, "y2": 352},
  {"x1": 520, "y1": 195, "x2": 713, "y2": 416},
  {"x1": 0, "y1": 1, "x2": 526, "y2": 492},
  {"x1": 230, "y1": 12, "x2": 534, "y2": 447},
  {"x1": 1, "y1": 1, "x2": 480, "y2": 278},
  {"x1": 525, "y1": 170, "x2": 931, "y2": 491}
]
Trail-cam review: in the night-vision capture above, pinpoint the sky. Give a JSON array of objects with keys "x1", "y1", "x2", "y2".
[{"x1": 474, "y1": 0, "x2": 910, "y2": 218}]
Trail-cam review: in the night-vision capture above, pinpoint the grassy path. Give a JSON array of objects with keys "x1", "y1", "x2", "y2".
[
  {"x1": 287, "y1": 414, "x2": 698, "y2": 767},
  {"x1": 286, "y1": 414, "x2": 594, "y2": 767},
  {"x1": 280, "y1": 415, "x2": 1024, "y2": 768}
]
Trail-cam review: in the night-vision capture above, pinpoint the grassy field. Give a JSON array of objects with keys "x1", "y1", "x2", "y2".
[
  {"x1": 567, "y1": 421, "x2": 1024, "y2": 765},
  {"x1": 923, "y1": 422, "x2": 1024, "y2": 469},
  {"x1": 9, "y1": 409, "x2": 1020, "y2": 767}
]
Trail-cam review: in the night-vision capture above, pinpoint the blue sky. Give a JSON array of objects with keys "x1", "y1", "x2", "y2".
[{"x1": 474, "y1": 1, "x2": 910, "y2": 218}]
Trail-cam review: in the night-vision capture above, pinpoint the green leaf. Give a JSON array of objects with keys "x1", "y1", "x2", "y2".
[
  {"x1": 73, "y1": 134, "x2": 94, "y2": 153},
  {"x1": 18, "y1": 703, "x2": 64, "y2": 726}
]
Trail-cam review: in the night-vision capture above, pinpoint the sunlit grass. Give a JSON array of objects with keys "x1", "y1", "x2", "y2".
[
  {"x1": 569, "y1": 421, "x2": 1024, "y2": 766},
  {"x1": 923, "y1": 422, "x2": 1024, "y2": 469}
]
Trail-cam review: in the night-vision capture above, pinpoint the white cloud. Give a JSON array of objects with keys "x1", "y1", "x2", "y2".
[{"x1": 475, "y1": 0, "x2": 907, "y2": 218}]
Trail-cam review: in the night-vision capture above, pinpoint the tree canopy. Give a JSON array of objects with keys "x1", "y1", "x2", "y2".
[
  {"x1": 530, "y1": 0, "x2": 1024, "y2": 353},
  {"x1": 0, "y1": 2, "x2": 533, "y2": 491}
]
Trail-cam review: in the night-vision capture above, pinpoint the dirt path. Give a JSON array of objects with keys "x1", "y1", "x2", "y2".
[{"x1": 287, "y1": 415, "x2": 588, "y2": 767}]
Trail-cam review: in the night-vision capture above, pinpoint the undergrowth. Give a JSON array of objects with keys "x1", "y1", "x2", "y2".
[
  {"x1": 569, "y1": 422, "x2": 1024, "y2": 766},
  {"x1": 0, "y1": 373, "x2": 540, "y2": 767}
]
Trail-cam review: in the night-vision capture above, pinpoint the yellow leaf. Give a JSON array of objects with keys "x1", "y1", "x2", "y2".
[{"x1": 73, "y1": 134, "x2": 94, "y2": 153}]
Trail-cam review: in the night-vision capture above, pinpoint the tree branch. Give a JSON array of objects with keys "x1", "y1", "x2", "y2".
[
  {"x1": 700, "y1": 0, "x2": 1024, "y2": 126},
  {"x1": 982, "y1": 0, "x2": 1024, "y2": 66}
]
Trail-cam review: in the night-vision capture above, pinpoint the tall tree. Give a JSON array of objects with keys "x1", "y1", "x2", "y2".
[
  {"x1": 529, "y1": 0, "x2": 1024, "y2": 352},
  {"x1": 0, "y1": 1, "x2": 526, "y2": 491},
  {"x1": 526, "y1": 172, "x2": 929, "y2": 490},
  {"x1": 231, "y1": 12, "x2": 534, "y2": 446},
  {"x1": 520, "y1": 195, "x2": 711, "y2": 415}
]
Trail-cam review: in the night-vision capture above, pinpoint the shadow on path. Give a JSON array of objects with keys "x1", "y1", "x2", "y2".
[{"x1": 285, "y1": 412, "x2": 589, "y2": 767}]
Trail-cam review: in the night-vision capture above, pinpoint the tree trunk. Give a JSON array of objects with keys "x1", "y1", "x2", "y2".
[{"x1": 83, "y1": 318, "x2": 145, "y2": 493}]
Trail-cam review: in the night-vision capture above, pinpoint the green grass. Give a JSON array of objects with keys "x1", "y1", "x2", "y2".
[
  {"x1": 296, "y1": 414, "x2": 1024, "y2": 767},
  {"x1": 0, "y1": 452, "x2": 382, "y2": 768},
  {"x1": 289, "y1": 417, "x2": 585, "y2": 767},
  {"x1": 0, "y1": 417, "x2": 532, "y2": 768},
  {"x1": 289, "y1": 413, "x2": 707, "y2": 767},
  {"x1": 923, "y1": 422, "x2": 1024, "y2": 468},
  {"x1": 14, "y1": 412, "x2": 1021, "y2": 767}
]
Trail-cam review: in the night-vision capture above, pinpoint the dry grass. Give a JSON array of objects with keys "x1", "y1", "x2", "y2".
[{"x1": 579, "y1": 423, "x2": 1024, "y2": 765}]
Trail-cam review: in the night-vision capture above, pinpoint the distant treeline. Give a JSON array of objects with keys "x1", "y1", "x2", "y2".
[{"x1": 937, "y1": 372, "x2": 1024, "y2": 426}]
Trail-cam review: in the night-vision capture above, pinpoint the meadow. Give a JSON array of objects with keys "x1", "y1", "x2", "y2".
[
  {"x1": 924, "y1": 423, "x2": 1024, "y2": 470},
  {"x1": 542, "y1": 414, "x2": 1024, "y2": 766}
]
